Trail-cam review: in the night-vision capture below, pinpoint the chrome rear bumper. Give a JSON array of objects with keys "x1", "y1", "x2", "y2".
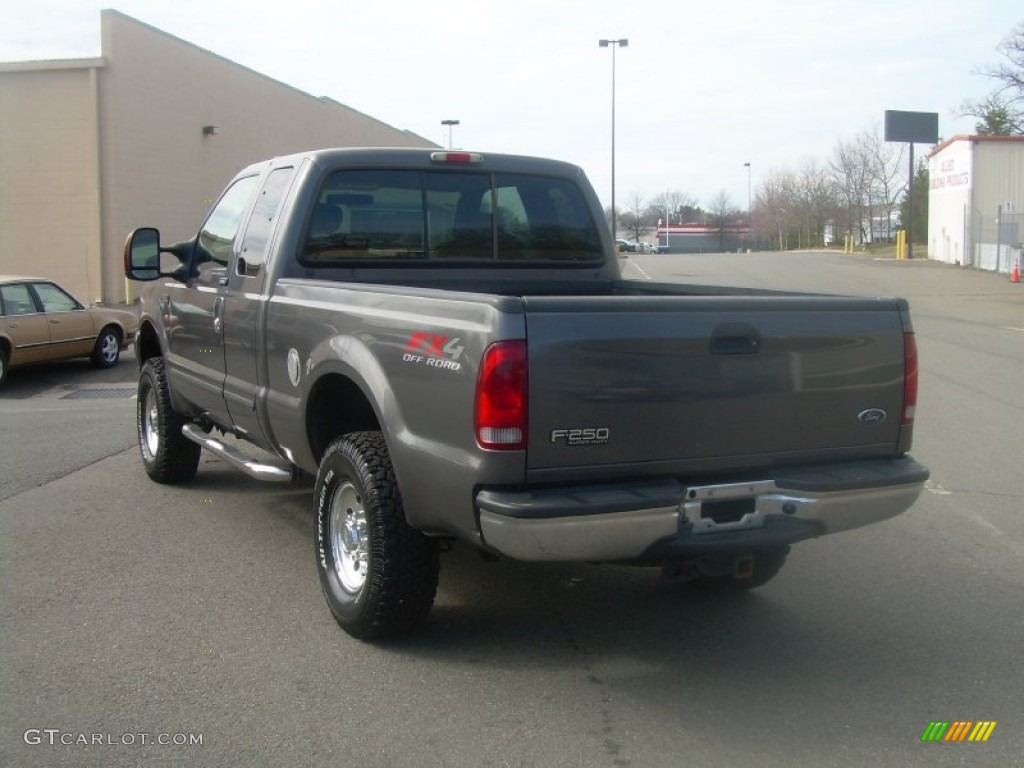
[{"x1": 476, "y1": 457, "x2": 928, "y2": 562}]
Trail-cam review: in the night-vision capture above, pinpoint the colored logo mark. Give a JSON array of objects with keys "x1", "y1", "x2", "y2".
[{"x1": 921, "y1": 721, "x2": 997, "y2": 742}]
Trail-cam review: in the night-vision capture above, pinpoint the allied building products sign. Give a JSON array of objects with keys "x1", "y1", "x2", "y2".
[
  {"x1": 930, "y1": 152, "x2": 972, "y2": 193},
  {"x1": 884, "y1": 110, "x2": 940, "y2": 144}
]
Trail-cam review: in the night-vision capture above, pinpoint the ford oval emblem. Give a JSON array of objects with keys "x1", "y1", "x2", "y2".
[{"x1": 857, "y1": 408, "x2": 888, "y2": 425}]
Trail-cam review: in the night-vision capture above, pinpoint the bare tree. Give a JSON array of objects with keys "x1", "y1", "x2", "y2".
[
  {"x1": 863, "y1": 127, "x2": 906, "y2": 243},
  {"x1": 960, "y1": 21, "x2": 1024, "y2": 135},
  {"x1": 753, "y1": 171, "x2": 796, "y2": 250},
  {"x1": 797, "y1": 160, "x2": 841, "y2": 248},
  {"x1": 648, "y1": 189, "x2": 699, "y2": 224},
  {"x1": 706, "y1": 190, "x2": 739, "y2": 252},
  {"x1": 830, "y1": 136, "x2": 874, "y2": 245},
  {"x1": 619, "y1": 190, "x2": 652, "y2": 243}
]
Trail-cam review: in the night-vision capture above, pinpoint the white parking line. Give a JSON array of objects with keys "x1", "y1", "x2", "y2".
[{"x1": 622, "y1": 259, "x2": 652, "y2": 281}]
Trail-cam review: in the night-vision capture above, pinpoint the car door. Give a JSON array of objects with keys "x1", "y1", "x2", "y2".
[
  {"x1": 165, "y1": 174, "x2": 260, "y2": 423},
  {"x1": 222, "y1": 165, "x2": 296, "y2": 444},
  {"x1": 30, "y1": 281, "x2": 96, "y2": 359},
  {"x1": 0, "y1": 282, "x2": 51, "y2": 364}
]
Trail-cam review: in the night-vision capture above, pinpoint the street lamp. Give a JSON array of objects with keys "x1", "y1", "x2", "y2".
[
  {"x1": 441, "y1": 119, "x2": 460, "y2": 150},
  {"x1": 598, "y1": 38, "x2": 628, "y2": 238},
  {"x1": 743, "y1": 162, "x2": 751, "y2": 248}
]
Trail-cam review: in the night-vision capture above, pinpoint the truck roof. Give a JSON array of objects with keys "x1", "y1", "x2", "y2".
[{"x1": 238, "y1": 147, "x2": 589, "y2": 178}]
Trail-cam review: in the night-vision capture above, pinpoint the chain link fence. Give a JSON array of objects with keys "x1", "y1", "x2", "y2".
[{"x1": 968, "y1": 209, "x2": 1024, "y2": 273}]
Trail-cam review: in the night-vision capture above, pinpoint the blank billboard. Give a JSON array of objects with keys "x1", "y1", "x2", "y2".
[{"x1": 884, "y1": 111, "x2": 939, "y2": 143}]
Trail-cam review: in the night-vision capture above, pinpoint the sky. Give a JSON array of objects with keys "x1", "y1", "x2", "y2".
[{"x1": 2, "y1": 0, "x2": 1021, "y2": 212}]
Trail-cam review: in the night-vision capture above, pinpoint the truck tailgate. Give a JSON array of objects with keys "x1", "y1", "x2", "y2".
[{"x1": 524, "y1": 294, "x2": 908, "y2": 478}]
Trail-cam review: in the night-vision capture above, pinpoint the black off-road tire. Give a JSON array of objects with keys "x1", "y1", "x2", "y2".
[
  {"x1": 91, "y1": 326, "x2": 121, "y2": 368},
  {"x1": 689, "y1": 546, "x2": 790, "y2": 592},
  {"x1": 315, "y1": 431, "x2": 440, "y2": 640},
  {"x1": 137, "y1": 358, "x2": 201, "y2": 483}
]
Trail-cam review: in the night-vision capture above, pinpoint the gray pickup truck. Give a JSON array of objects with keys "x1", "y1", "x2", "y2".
[{"x1": 124, "y1": 147, "x2": 928, "y2": 639}]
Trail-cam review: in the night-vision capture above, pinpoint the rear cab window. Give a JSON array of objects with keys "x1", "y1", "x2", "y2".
[{"x1": 300, "y1": 169, "x2": 602, "y2": 266}]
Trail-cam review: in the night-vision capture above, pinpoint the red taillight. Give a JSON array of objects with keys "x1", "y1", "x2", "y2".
[
  {"x1": 475, "y1": 340, "x2": 527, "y2": 450},
  {"x1": 430, "y1": 151, "x2": 483, "y2": 165},
  {"x1": 902, "y1": 333, "x2": 918, "y2": 425}
]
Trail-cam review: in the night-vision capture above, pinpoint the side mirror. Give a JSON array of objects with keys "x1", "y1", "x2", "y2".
[{"x1": 123, "y1": 228, "x2": 188, "y2": 281}]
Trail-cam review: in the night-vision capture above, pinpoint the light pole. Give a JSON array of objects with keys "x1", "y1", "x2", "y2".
[
  {"x1": 743, "y1": 162, "x2": 751, "y2": 249},
  {"x1": 598, "y1": 38, "x2": 627, "y2": 238},
  {"x1": 441, "y1": 119, "x2": 460, "y2": 150}
]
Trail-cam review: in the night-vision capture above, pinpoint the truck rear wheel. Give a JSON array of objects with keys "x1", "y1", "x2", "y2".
[
  {"x1": 315, "y1": 431, "x2": 439, "y2": 639},
  {"x1": 137, "y1": 358, "x2": 201, "y2": 483}
]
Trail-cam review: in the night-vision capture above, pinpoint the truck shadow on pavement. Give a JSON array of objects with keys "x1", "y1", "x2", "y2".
[{"x1": 157, "y1": 454, "x2": 961, "y2": 754}]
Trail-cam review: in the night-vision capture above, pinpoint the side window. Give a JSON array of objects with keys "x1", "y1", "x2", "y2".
[
  {"x1": 32, "y1": 282, "x2": 82, "y2": 313},
  {"x1": 198, "y1": 175, "x2": 260, "y2": 268},
  {"x1": 237, "y1": 167, "x2": 295, "y2": 278},
  {"x1": 1, "y1": 284, "x2": 38, "y2": 316}
]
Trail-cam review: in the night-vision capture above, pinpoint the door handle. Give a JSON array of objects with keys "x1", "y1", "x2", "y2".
[
  {"x1": 710, "y1": 323, "x2": 761, "y2": 355},
  {"x1": 213, "y1": 297, "x2": 224, "y2": 335},
  {"x1": 50, "y1": 319, "x2": 61, "y2": 324}
]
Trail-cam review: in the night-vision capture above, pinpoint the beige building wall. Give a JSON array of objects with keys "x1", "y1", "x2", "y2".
[
  {"x1": 0, "y1": 10, "x2": 436, "y2": 305},
  {"x1": 971, "y1": 138, "x2": 1024, "y2": 218},
  {"x1": 0, "y1": 61, "x2": 105, "y2": 302}
]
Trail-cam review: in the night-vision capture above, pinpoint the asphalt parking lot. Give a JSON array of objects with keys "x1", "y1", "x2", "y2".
[{"x1": 2, "y1": 251, "x2": 1022, "y2": 767}]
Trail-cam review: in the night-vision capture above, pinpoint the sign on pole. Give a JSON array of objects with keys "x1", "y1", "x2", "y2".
[{"x1": 884, "y1": 110, "x2": 940, "y2": 260}]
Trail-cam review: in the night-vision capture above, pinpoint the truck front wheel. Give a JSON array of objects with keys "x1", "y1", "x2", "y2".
[
  {"x1": 137, "y1": 358, "x2": 201, "y2": 483},
  {"x1": 315, "y1": 432, "x2": 439, "y2": 640}
]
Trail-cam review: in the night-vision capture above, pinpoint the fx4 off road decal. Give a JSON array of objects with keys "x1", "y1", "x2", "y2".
[{"x1": 403, "y1": 331, "x2": 465, "y2": 372}]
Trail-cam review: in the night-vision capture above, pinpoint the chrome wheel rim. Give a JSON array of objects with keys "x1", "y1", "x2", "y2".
[
  {"x1": 329, "y1": 481, "x2": 369, "y2": 594},
  {"x1": 143, "y1": 387, "x2": 160, "y2": 457},
  {"x1": 100, "y1": 333, "x2": 118, "y2": 363}
]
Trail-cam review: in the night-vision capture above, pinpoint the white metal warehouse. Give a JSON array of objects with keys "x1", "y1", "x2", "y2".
[
  {"x1": 0, "y1": 11, "x2": 436, "y2": 305},
  {"x1": 927, "y1": 135, "x2": 1024, "y2": 273}
]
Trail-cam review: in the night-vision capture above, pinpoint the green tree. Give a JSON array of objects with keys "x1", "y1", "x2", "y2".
[
  {"x1": 972, "y1": 94, "x2": 1022, "y2": 134},
  {"x1": 899, "y1": 159, "x2": 928, "y2": 244}
]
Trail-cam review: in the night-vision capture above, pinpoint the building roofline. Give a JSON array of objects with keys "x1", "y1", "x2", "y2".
[
  {"x1": 929, "y1": 133, "x2": 1024, "y2": 157},
  {"x1": 0, "y1": 58, "x2": 106, "y2": 73},
  {"x1": 98, "y1": 9, "x2": 435, "y2": 145}
]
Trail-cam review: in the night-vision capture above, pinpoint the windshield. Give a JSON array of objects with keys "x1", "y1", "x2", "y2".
[{"x1": 300, "y1": 169, "x2": 603, "y2": 265}]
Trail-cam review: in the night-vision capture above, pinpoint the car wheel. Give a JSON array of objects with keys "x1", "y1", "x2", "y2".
[
  {"x1": 315, "y1": 431, "x2": 440, "y2": 639},
  {"x1": 687, "y1": 546, "x2": 790, "y2": 591},
  {"x1": 91, "y1": 326, "x2": 121, "y2": 368},
  {"x1": 137, "y1": 358, "x2": 201, "y2": 483},
  {"x1": 0, "y1": 347, "x2": 8, "y2": 386}
]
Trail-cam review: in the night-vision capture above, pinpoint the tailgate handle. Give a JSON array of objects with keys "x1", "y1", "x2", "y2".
[{"x1": 710, "y1": 323, "x2": 761, "y2": 355}]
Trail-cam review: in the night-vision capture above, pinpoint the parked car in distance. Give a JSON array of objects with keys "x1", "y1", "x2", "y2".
[
  {"x1": 615, "y1": 239, "x2": 632, "y2": 253},
  {"x1": 0, "y1": 276, "x2": 138, "y2": 386}
]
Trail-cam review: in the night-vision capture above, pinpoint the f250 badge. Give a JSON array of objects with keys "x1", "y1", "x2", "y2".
[
  {"x1": 403, "y1": 331, "x2": 464, "y2": 372},
  {"x1": 551, "y1": 427, "x2": 610, "y2": 446}
]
